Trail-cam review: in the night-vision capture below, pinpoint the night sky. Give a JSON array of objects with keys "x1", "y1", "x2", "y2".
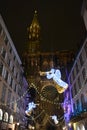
[{"x1": 0, "y1": 0, "x2": 86, "y2": 58}]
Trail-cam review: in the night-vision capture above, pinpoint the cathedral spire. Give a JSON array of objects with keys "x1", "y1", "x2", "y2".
[{"x1": 27, "y1": 10, "x2": 41, "y2": 41}]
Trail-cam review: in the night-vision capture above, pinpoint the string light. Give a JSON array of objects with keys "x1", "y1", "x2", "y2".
[
  {"x1": 0, "y1": 82, "x2": 64, "y2": 127},
  {"x1": 25, "y1": 105, "x2": 64, "y2": 127},
  {"x1": 31, "y1": 83, "x2": 62, "y2": 105}
]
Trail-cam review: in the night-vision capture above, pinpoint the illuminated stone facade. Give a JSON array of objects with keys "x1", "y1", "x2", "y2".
[
  {"x1": 68, "y1": 1, "x2": 87, "y2": 129},
  {"x1": 0, "y1": 15, "x2": 28, "y2": 130}
]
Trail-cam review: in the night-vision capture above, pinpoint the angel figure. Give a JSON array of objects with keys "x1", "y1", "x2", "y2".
[
  {"x1": 39, "y1": 68, "x2": 68, "y2": 93},
  {"x1": 25, "y1": 102, "x2": 39, "y2": 116}
]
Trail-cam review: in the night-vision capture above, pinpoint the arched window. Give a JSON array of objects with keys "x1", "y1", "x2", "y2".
[
  {"x1": 80, "y1": 124, "x2": 85, "y2": 130},
  {"x1": 9, "y1": 115, "x2": 13, "y2": 124},
  {"x1": 0, "y1": 109, "x2": 3, "y2": 120},
  {"x1": 3, "y1": 112, "x2": 8, "y2": 122}
]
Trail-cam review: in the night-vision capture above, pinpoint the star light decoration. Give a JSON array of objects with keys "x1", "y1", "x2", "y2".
[{"x1": 39, "y1": 68, "x2": 68, "y2": 93}]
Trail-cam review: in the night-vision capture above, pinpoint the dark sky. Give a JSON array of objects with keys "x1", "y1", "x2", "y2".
[{"x1": 0, "y1": 0, "x2": 86, "y2": 58}]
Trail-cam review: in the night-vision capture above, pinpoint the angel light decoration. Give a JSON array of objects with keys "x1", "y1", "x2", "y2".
[
  {"x1": 25, "y1": 102, "x2": 39, "y2": 116},
  {"x1": 39, "y1": 68, "x2": 68, "y2": 93},
  {"x1": 50, "y1": 115, "x2": 59, "y2": 124}
]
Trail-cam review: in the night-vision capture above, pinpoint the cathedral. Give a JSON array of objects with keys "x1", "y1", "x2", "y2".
[{"x1": 22, "y1": 10, "x2": 74, "y2": 130}]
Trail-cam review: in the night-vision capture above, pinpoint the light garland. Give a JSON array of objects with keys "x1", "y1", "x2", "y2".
[
  {"x1": 0, "y1": 68, "x2": 66, "y2": 130},
  {"x1": 1, "y1": 88, "x2": 30, "y2": 107},
  {"x1": 31, "y1": 83, "x2": 62, "y2": 105},
  {"x1": 0, "y1": 82, "x2": 64, "y2": 127},
  {"x1": 26, "y1": 106, "x2": 64, "y2": 127}
]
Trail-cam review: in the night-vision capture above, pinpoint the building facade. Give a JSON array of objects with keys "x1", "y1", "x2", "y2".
[
  {"x1": 0, "y1": 15, "x2": 28, "y2": 130},
  {"x1": 68, "y1": 1, "x2": 87, "y2": 129},
  {"x1": 68, "y1": 38, "x2": 87, "y2": 130}
]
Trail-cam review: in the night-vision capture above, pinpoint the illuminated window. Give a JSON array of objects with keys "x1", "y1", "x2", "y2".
[
  {"x1": 80, "y1": 124, "x2": 85, "y2": 130},
  {"x1": 76, "y1": 126, "x2": 80, "y2": 130},
  {"x1": 9, "y1": 115, "x2": 13, "y2": 124},
  {"x1": 3, "y1": 112, "x2": 8, "y2": 122},
  {"x1": 0, "y1": 109, "x2": 3, "y2": 120}
]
